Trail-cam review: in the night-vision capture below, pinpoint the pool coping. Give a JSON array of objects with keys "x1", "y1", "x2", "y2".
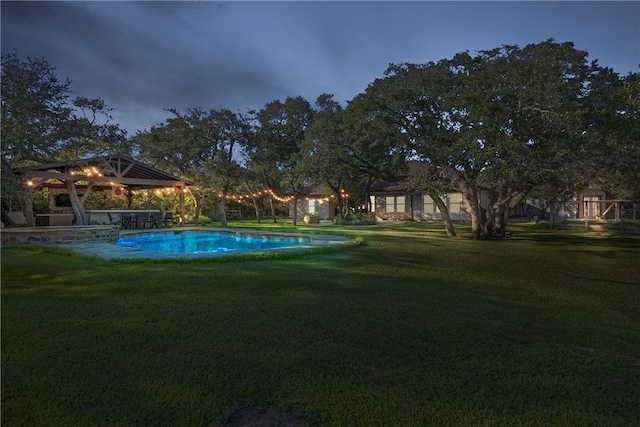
[{"x1": 56, "y1": 227, "x2": 351, "y2": 260}]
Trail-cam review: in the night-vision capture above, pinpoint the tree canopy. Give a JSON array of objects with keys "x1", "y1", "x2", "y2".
[
  {"x1": 356, "y1": 40, "x2": 636, "y2": 238},
  {"x1": 3, "y1": 41, "x2": 637, "y2": 235},
  {"x1": 1, "y1": 51, "x2": 127, "y2": 225}
]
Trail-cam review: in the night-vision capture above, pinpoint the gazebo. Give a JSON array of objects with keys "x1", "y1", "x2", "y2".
[{"x1": 13, "y1": 155, "x2": 192, "y2": 226}]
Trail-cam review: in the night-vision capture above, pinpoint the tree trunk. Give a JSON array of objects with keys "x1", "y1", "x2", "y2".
[
  {"x1": 125, "y1": 188, "x2": 133, "y2": 209},
  {"x1": 484, "y1": 190, "x2": 498, "y2": 239},
  {"x1": 493, "y1": 204, "x2": 507, "y2": 237},
  {"x1": 66, "y1": 179, "x2": 88, "y2": 225},
  {"x1": 269, "y1": 195, "x2": 277, "y2": 223},
  {"x1": 194, "y1": 204, "x2": 202, "y2": 225},
  {"x1": 179, "y1": 186, "x2": 186, "y2": 226},
  {"x1": 326, "y1": 182, "x2": 346, "y2": 220},
  {"x1": 245, "y1": 181, "x2": 261, "y2": 223},
  {"x1": 187, "y1": 188, "x2": 202, "y2": 225},
  {"x1": 252, "y1": 196, "x2": 261, "y2": 223},
  {"x1": 459, "y1": 180, "x2": 483, "y2": 239},
  {"x1": 494, "y1": 190, "x2": 527, "y2": 237},
  {"x1": 194, "y1": 195, "x2": 201, "y2": 225},
  {"x1": 430, "y1": 192, "x2": 456, "y2": 237},
  {"x1": 219, "y1": 199, "x2": 228, "y2": 227},
  {"x1": 292, "y1": 196, "x2": 298, "y2": 226},
  {"x1": 219, "y1": 182, "x2": 231, "y2": 227},
  {"x1": 499, "y1": 208, "x2": 509, "y2": 236},
  {"x1": 334, "y1": 195, "x2": 343, "y2": 220},
  {"x1": 218, "y1": 201, "x2": 227, "y2": 227}
]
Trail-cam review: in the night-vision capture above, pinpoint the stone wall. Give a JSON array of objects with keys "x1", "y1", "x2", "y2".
[{"x1": 1, "y1": 226, "x2": 119, "y2": 246}]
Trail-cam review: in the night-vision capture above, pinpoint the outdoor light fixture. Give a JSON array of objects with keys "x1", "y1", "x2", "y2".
[{"x1": 82, "y1": 166, "x2": 103, "y2": 177}]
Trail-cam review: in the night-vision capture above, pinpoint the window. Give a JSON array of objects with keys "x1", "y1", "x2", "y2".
[
  {"x1": 385, "y1": 197, "x2": 394, "y2": 212},
  {"x1": 423, "y1": 195, "x2": 437, "y2": 214},
  {"x1": 448, "y1": 193, "x2": 462, "y2": 214},
  {"x1": 55, "y1": 194, "x2": 82, "y2": 207},
  {"x1": 308, "y1": 199, "x2": 316, "y2": 214},
  {"x1": 386, "y1": 196, "x2": 405, "y2": 213}
]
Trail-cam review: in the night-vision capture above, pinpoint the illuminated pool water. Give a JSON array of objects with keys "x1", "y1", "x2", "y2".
[{"x1": 116, "y1": 231, "x2": 309, "y2": 254}]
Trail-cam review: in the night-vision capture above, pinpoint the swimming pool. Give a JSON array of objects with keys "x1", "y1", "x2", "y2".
[{"x1": 117, "y1": 230, "x2": 309, "y2": 254}]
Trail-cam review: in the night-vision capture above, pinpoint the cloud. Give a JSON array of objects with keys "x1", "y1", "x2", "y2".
[{"x1": 2, "y1": 1, "x2": 638, "y2": 134}]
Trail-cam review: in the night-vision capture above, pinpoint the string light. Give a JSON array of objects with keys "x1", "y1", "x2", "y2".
[
  {"x1": 221, "y1": 188, "x2": 350, "y2": 203},
  {"x1": 150, "y1": 187, "x2": 183, "y2": 196},
  {"x1": 82, "y1": 166, "x2": 103, "y2": 177},
  {"x1": 70, "y1": 166, "x2": 103, "y2": 177},
  {"x1": 219, "y1": 188, "x2": 295, "y2": 203}
]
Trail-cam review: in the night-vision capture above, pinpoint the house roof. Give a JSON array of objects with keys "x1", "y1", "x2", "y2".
[
  {"x1": 369, "y1": 160, "x2": 428, "y2": 193},
  {"x1": 299, "y1": 160, "x2": 430, "y2": 196},
  {"x1": 299, "y1": 183, "x2": 329, "y2": 197},
  {"x1": 14, "y1": 155, "x2": 192, "y2": 189}
]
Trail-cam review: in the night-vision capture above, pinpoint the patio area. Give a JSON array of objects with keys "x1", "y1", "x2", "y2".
[{"x1": 12, "y1": 155, "x2": 191, "y2": 227}]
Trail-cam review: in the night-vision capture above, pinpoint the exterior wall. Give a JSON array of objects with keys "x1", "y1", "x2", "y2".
[
  {"x1": 47, "y1": 187, "x2": 76, "y2": 214},
  {"x1": 372, "y1": 193, "x2": 473, "y2": 221},
  {"x1": 524, "y1": 189, "x2": 607, "y2": 221},
  {"x1": 292, "y1": 197, "x2": 335, "y2": 220},
  {"x1": 520, "y1": 198, "x2": 578, "y2": 221},
  {"x1": 415, "y1": 193, "x2": 472, "y2": 221},
  {"x1": 372, "y1": 193, "x2": 412, "y2": 221},
  {"x1": 578, "y1": 189, "x2": 607, "y2": 219}
]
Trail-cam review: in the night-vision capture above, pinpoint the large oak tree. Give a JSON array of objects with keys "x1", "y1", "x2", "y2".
[
  {"x1": 2, "y1": 52, "x2": 126, "y2": 225},
  {"x1": 365, "y1": 40, "x2": 596, "y2": 238}
]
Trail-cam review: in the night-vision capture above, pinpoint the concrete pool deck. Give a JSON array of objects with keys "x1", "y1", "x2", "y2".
[{"x1": 54, "y1": 227, "x2": 351, "y2": 260}]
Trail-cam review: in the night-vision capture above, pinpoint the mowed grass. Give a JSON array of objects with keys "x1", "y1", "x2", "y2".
[{"x1": 1, "y1": 222, "x2": 639, "y2": 426}]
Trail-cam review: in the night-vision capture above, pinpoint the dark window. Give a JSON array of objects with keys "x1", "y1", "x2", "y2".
[{"x1": 55, "y1": 194, "x2": 82, "y2": 207}]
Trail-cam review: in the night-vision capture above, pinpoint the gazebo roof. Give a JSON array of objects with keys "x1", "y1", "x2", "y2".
[{"x1": 15, "y1": 155, "x2": 192, "y2": 189}]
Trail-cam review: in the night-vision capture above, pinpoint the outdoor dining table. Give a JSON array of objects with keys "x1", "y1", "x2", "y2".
[
  {"x1": 119, "y1": 211, "x2": 161, "y2": 229},
  {"x1": 86, "y1": 209, "x2": 161, "y2": 229}
]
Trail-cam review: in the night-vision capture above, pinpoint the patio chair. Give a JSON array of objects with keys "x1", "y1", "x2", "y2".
[
  {"x1": 107, "y1": 212, "x2": 122, "y2": 227},
  {"x1": 135, "y1": 212, "x2": 152, "y2": 229},
  {"x1": 121, "y1": 213, "x2": 137, "y2": 229},
  {"x1": 162, "y1": 211, "x2": 174, "y2": 227},
  {"x1": 150, "y1": 211, "x2": 163, "y2": 228}
]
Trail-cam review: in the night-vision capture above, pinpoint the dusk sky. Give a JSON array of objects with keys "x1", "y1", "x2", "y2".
[{"x1": 2, "y1": 1, "x2": 639, "y2": 135}]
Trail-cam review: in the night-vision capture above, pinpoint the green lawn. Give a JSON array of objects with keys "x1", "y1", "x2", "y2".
[{"x1": 2, "y1": 222, "x2": 639, "y2": 426}]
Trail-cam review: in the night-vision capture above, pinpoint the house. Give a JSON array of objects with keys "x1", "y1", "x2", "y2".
[
  {"x1": 524, "y1": 188, "x2": 636, "y2": 223},
  {"x1": 367, "y1": 161, "x2": 475, "y2": 222},
  {"x1": 292, "y1": 161, "x2": 632, "y2": 224},
  {"x1": 294, "y1": 183, "x2": 338, "y2": 221},
  {"x1": 292, "y1": 161, "x2": 475, "y2": 222}
]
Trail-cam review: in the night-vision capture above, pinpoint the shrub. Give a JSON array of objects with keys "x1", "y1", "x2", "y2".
[
  {"x1": 198, "y1": 214, "x2": 212, "y2": 225},
  {"x1": 335, "y1": 212, "x2": 377, "y2": 225}
]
